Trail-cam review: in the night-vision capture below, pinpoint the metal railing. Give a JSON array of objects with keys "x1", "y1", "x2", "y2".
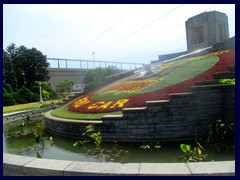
[{"x1": 47, "y1": 58, "x2": 144, "y2": 70}]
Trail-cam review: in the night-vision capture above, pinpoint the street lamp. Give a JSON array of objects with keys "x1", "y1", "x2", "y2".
[
  {"x1": 92, "y1": 51, "x2": 95, "y2": 61},
  {"x1": 39, "y1": 82, "x2": 43, "y2": 104},
  {"x1": 92, "y1": 52, "x2": 96, "y2": 83}
]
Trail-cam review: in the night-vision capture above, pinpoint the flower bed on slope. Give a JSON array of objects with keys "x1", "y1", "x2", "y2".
[{"x1": 68, "y1": 50, "x2": 235, "y2": 113}]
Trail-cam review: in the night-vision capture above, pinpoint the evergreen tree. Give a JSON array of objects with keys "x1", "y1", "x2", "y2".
[
  {"x1": 3, "y1": 47, "x2": 17, "y2": 90},
  {"x1": 3, "y1": 43, "x2": 50, "y2": 90},
  {"x1": 13, "y1": 45, "x2": 50, "y2": 89}
]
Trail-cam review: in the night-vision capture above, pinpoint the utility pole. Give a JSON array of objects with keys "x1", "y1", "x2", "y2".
[{"x1": 92, "y1": 52, "x2": 96, "y2": 83}]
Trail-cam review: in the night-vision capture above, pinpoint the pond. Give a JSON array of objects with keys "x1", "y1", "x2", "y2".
[{"x1": 3, "y1": 120, "x2": 235, "y2": 163}]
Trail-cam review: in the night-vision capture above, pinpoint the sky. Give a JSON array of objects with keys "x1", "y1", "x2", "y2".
[{"x1": 3, "y1": 4, "x2": 235, "y2": 65}]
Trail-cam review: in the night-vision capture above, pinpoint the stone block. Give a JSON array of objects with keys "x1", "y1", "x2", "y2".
[
  {"x1": 127, "y1": 119, "x2": 146, "y2": 125},
  {"x1": 147, "y1": 118, "x2": 160, "y2": 125},
  {"x1": 23, "y1": 158, "x2": 73, "y2": 176},
  {"x1": 3, "y1": 153, "x2": 36, "y2": 172},
  {"x1": 155, "y1": 124, "x2": 166, "y2": 130},
  {"x1": 172, "y1": 116, "x2": 186, "y2": 122},
  {"x1": 139, "y1": 163, "x2": 191, "y2": 176},
  {"x1": 115, "y1": 128, "x2": 131, "y2": 134},
  {"x1": 132, "y1": 129, "x2": 148, "y2": 135},
  {"x1": 64, "y1": 162, "x2": 140, "y2": 176},
  {"x1": 102, "y1": 134, "x2": 118, "y2": 140},
  {"x1": 115, "y1": 120, "x2": 127, "y2": 128},
  {"x1": 187, "y1": 161, "x2": 235, "y2": 176},
  {"x1": 189, "y1": 99, "x2": 202, "y2": 106}
]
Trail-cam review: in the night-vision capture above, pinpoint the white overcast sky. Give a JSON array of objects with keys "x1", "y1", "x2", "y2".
[{"x1": 3, "y1": 4, "x2": 235, "y2": 64}]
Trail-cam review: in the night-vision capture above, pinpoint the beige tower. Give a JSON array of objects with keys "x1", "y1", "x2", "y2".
[{"x1": 185, "y1": 11, "x2": 229, "y2": 52}]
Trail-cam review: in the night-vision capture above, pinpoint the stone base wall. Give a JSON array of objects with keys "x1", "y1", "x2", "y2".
[
  {"x1": 44, "y1": 82, "x2": 235, "y2": 142},
  {"x1": 101, "y1": 84, "x2": 235, "y2": 142},
  {"x1": 44, "y1": 117, "x2": 102, "y2": 139}
]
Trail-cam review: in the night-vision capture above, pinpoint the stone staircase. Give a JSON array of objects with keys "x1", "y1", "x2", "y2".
[
  {"x1": 101, "y1": 65, "x2": 235, "y2": 141},
  {"x1": 194, "y1": 64, "x2": 235, "y2": 86}
]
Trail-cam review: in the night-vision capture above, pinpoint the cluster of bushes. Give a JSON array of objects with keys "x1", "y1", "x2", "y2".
[{"x1": 3, "y1": 82, "x2": 58, "y2": 106}]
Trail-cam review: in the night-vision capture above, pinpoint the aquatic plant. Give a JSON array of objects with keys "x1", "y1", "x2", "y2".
[
  {"x1": 32, "y1": 121, "x2": 45, "y2": 147},
  {"x1": 207, "y1": 119, "x2": 235, "y2": 151},
  {"x1": 140, "y1": 142, "x2": 161, "y2": 150},
  {"x1": 74, "y1": 124, "x2": 102, "y2": 148},
  {"x1": 179, "y1": 144, "x2": 208, "y2": 162}
]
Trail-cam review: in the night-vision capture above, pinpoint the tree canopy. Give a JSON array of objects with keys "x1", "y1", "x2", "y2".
[
  {"x1": 3, "y1": 43, "x2": 50, "y2": 90},
  {"x1": 83, "y1": 66, "x2": 120, "y2": 85}
]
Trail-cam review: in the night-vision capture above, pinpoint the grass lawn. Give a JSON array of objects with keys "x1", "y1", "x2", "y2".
[
  {"x1": 3, "y1": 100, "x2": 60, "y2": 113},
  {"x1": 50, "y1": 101, "x2": 122, "y2": 120}
]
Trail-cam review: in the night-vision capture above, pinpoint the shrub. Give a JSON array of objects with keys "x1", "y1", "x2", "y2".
[
  {"x1": 49, "y1": 91, "x2": 59, "y2": 99},
  {"x1": 29, "y1": 92, "x2": 39, "y2": 102},
  {"x1": 4, "y1": 84, "x2": 14, "y2": 93},
  {"x1": 14, "y1": 85, "x2": 37, "y2": 104},
  {"x1": 42, "y1": 89, "x2": 50, "y2": 100},
  {"x1": 14, "y1": 93, "x2": 27, "y2": 104},
  {"x1": 39, "y1": 103, "x2": 50, "y2": 108},
  {"x1": 31, "y1": 81, "x2": 59, "y2": 100},
  {"x1": 3, "y1": 93, "x2": 17, "y2": 106},
  {"x1": 3, "y1": 88, "x2": 7, "y2": 93},
  {"x1": 219, "y1": 78, "x2": 235, "y2": 85}
]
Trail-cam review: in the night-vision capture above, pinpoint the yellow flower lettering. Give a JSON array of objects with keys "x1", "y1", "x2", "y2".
[
  {"x1": 88, "y1": 102, "x2": 105, "y2": 110},
  {"x1": 96, "y1": 101, "x2": 113, "y2": 109},
  {"x1": 110, "y1": 99, "x2": 129, "y2": 109},
  {"x1": 73, "y1": 96, "x2": 90, "y2": 108}
]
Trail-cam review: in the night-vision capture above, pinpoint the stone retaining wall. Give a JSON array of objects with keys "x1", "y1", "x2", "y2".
[
  {"x1": 3, "y1": 107, "x2": 53, "y2": 124},
  {"x1": 101, "y1": 84, "x2": 235, "y2": 141},
  {"x1": 44, "y1": 116, "x2": 102, "y2": 139},
  {"x1": 44, "y1": 82, "x2": 235, "y2": 142}
]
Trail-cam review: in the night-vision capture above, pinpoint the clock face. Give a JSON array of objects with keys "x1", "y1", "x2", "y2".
[{"x1": 68, "y1": 50, "x2": 234, "y2": 113}]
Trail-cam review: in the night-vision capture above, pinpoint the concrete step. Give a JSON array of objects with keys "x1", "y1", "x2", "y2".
[
  {"x1": 194, "y1": 80, "x2": 219, "y2": 86},
  {"x1": 228, "y1": 64, "x2": 235, "y2": 73},
  {"x1": 212, "y1": 72, "x2": 235, "y2": 79}
]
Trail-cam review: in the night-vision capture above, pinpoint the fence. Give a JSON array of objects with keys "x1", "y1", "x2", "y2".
[{"x1": 47, "y1": 58, "x2": 144, "y2": 70}]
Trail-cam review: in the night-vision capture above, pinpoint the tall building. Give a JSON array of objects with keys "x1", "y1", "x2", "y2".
[{"x1": 185, "y1": 11, "x2": 229, "y2": 52}]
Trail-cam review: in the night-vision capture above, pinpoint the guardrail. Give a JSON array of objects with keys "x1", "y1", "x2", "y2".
[{"x1": 47, "y1": 58, "x2": 144, "y2": 70}]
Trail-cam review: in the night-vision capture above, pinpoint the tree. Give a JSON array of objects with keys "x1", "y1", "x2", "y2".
[
  {"x1": 13, "y1": 45, "x2": 50, "y2": 89},
  {"x1": 56, "y1": 80, "x2": 74, "y2": 96},
  {"x1": 3, "y1": 44, "x2": 50, "y2": 90},
  {"x1": 83, "y1": 66, "x2": 119, "y2": 85},
  {"x1": 3, "y1": 47, "x2": 17, "y2": 90},
  {"x1": 83, "y1": 66, "x2": 120, "y2": 93}
]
